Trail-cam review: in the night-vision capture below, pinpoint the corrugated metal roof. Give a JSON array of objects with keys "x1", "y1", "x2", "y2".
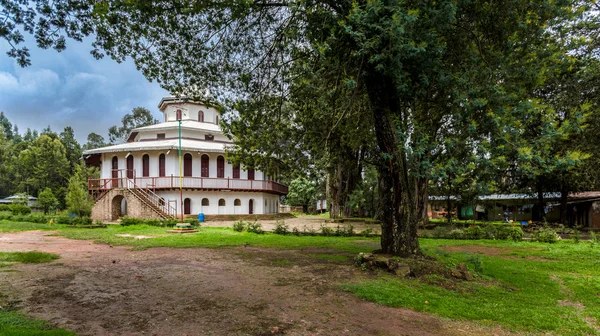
[
  {"x1": 429, "y1": 192, "x2": 600, "y2": 202},
  {"x1": 132, "y1": 120, "x2": 223, "y2": 134}
]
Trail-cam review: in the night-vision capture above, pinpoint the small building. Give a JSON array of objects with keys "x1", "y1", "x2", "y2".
[
  {"x1": 84, "y1": 97, "x2": 287, "y2": 222},
  {"x1": 0, "y1": 195, "x2": 38, "y2": 207},
  {"x1": 428, "y1": 192, "x2": 600, "y2": 228}
]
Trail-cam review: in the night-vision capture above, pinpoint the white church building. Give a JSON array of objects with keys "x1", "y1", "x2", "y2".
[{"x1": 84, "y1": 97, "x2": 287, "y2": 221}]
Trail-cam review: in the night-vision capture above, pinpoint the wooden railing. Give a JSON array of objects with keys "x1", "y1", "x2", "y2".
[{"x1": 88, "y1": 175, "x2": 288, "y2": 194}]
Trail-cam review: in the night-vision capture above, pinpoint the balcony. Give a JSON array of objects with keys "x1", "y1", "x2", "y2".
[{"x1": 88, "y1": 176, "x2": 288, "y2": 195}]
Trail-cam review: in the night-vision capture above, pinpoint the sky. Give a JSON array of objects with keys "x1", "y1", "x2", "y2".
[{"x1": 0, "y1": 37, "x2": 169, "y2": 143}]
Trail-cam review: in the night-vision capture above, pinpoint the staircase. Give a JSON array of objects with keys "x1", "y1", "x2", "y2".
[{"x1": 123, "y1": 178, "x2": 177, "y2": 219}]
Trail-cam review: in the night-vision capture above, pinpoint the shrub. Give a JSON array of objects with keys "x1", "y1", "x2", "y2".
[
  {"x1": 507, "y1": 226, "x2": 524, "y2": 242},
  {"x1": 10, "y1": 204, "x2": 31, "y2": 215},
  {"x1": 120, "y1": 216, "x2": 144, "y2": 226},
  {"x1": 247, "y1": 221, "x2": 264, "y2": 234},
  {"x1": 335, "y1": 224, "x2": 355, "y2": 237},
  {"x1": 320, "y1": 224, "x2": 334, "y2": 236},
  {"x1": 161, "y1": 218, "x2": 178, "y2": 226},
  {"x1": 233, "y1": 220, "x2": 246, "y2": 232},
  {"x1": 292, "y1": 227, "x2": 301, "y2": 236},
  {"x1": 362, "y1": 227, "x2": 374, "y2": 237},
  {"x1": 533, "y1": 227, "x2": 560, "y2": 243},
  {"x1": 273, "y1": 220, "x2": 289, "y2": 235},
  {"x1": 55, "y1": 215, "x2": 71, "y2": 225},
  {"x1": 71, "y1": 216, "x2": 93, "y2": 226},
  {"x1": 185, "y1": 218, "x2": 200, "y2": 227},
  {"x1": 464, "y1": 225, "x2": 485, "y2": 239},
  {"x1": 0, "y1": 204, "x2": 11, "y2": 212},
  {"x1": 448, "y1": 228, "x2": 465, "y2": 239}
]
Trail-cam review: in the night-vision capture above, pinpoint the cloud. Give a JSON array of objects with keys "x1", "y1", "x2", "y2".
[{"x1": 0, "y1": 38, "x2": 168, "y2": 143}]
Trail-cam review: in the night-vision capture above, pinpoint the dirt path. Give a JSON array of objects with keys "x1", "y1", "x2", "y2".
[{"x1": 0, "y1": 231, "x2": 508, "y2": 336}]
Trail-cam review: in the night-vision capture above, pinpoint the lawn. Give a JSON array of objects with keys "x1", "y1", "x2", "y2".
[{"x1": 1, "y1": 220, "x2": 600, "y2": 334}]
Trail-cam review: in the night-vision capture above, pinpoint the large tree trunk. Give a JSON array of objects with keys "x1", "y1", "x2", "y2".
[
  {"x1": 536, "y1": 179, "x2": 545, "y2": 222},
  {"x1": 367, "y1": 73, "x2": 420, "y2": 256},
  {"x1": 560, "y1": 181, "x2": 568, "y2": 226}
]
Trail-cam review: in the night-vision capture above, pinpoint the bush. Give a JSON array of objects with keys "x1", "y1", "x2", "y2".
[
  {"x1": 233, "y1": 220, "x2": 246, "y2": 232},
  {"x1": 185, "y1": 218, "x2": 200, "y2": 227},
  {"x1": 0, "y1": 204, "x2": 11, "y2": 212},
  {"x1": 55, "y1": 215, "x2": 71, "y2": 225},
  {"x1": 120, "y1": 216, "x2": 144, "y2": 226},
  {"x1": 320, "y1": 224, "x2": 334, "y2": 236},
  {"x1": 507, "y1": 226, "x2": 524, "y2": 242},
  {"x1": 336, "y1": 224, "x2": 355, "y2": 237},
  {"x1": 273, "y1": 220, "x2": 289, "y2": 235},
  {"x1": 10, "y1": 204, "x2": 32, "y2": 215},
  {"x1": 463, "y1": 225, "x2": 485, "y2": 239},
  {"x1": 247, "y1": 221, "x2": 264, "y2": 234},
  {"x1": 71, "y1": 216, "x2": 93, "y2": 226},
  {"x1": 533, "y1": 227, "x2": 560, "y2": 243}
]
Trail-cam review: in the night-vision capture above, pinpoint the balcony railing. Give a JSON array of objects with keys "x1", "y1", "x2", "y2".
[{"x1": 88, "y1": 176, "x2": 288, "y2": 195}]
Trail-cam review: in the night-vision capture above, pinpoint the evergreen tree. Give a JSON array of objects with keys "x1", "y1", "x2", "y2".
[
  {"x1": 37, "y1": 188, "x2": 58, "y2": 215},
  {"x1": 59, "y1": 126, "x2": 83, "y2": 174},
  {"x1": 66, "y1": 163, "x2": 93, "y2": 217},
  {"x1": 108, "y1": 107, "x2": 158, "y2": 144}
]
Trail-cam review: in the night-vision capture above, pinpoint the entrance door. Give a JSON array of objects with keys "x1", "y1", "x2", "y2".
[
  {"x1": 249, "y1": 199, "x2": 254, "y2": 214},
  {"x1": 111, "y1": 156, "x2": 119, "y2": 187},
  {"x1": 127, "y1": 155, "x2": 134, "y2": 179},
  {"x1": 184, "y1": 198, "x2": 191, "y2": 215}
]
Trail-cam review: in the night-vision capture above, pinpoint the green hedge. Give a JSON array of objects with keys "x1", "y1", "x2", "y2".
[
  {"x1": 421, "y1": 224, "x2": 524, "y2": 241},
  {"x1": 120, "y1": 216, "x2": 199, "y2": 227}
]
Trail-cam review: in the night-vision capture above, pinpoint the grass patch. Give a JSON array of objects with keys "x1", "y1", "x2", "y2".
[
  {"x1": 56, "y1": 225, "x2": 378, "y2": 253},
  {"x1": 0, "y1": 220, "x2": 66, "y2": 233},
  {"x1": 272, "y1": 259, "x2": 292, "y2": 266},
  {"x1": 0, "y1": 252, "x2": 59, "y2": 265},
  {"x1": 344, "y1": 238, "x2": 600, "y2": 335},
  {"x1": 0, "y1": 311, "x2": 75, "y2": 336}
]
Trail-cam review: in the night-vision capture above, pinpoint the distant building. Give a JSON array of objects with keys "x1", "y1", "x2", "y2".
[
  {"x1": 0, "y1": 195, "x2": 38, "y2": 207},
  {"x1": 428, "y1": 192, "x2": 600, "y2": 228},
  {"x1": 84, "y1": 97, "x2": 287, "y2": 222}
]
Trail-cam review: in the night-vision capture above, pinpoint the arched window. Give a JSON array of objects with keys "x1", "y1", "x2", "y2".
[
  {"x1": 233, "y1": 165, "x2": 240, "y2": 179},
  {"x1": 247, "y1": 169, "x2": 255, "y2": 180},
  {"x1": 201, "y1": 155, "x2": 209, "y2": 177},
  {"x1": 218, "y1": 199, "x2": 226, "y2": 206},
  {"x1": 126, "y1": 155, "x2": 134, "y2": 179},
  {"x1": 184, "y1": 153, "x2": 192, "y2": 176},
  {"x1": 111, "y1": 156, "x2": 119, "y2": 179},
  {"x1": 142, "y1": 154, "x2": 150, "y2": 177},
  {"x1": 159, "y1": 154, "x2": 166, "y2": 177},
  {"x1": 217, "y1": 156, "x2": 225, "y2": 178},
  {"x1": 234, "y1": 199, "x2": 241, "y2": 206},
  {"x1": 184, "y1": 198, "x2": 191, "y2": 214},
  {"x1": 201, "y1": 198, "x2": 209, "y2": 206},
  {"x1": 198, "y1": 110, "x2": 204, "y2": 122}
]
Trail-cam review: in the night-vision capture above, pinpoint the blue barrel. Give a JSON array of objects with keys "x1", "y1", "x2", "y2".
[{"x1": 198, "y1": 213, "x2": 205, "y2": 223}]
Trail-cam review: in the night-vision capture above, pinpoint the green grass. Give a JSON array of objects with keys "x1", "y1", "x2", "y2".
[
  {"x1": 344, "y1": 239, "x2": 600, "y2": 335},
  {"x1": 0, "y1": 220, "x2": 66, "y2": 232},
  {"x1": 56, "y1": 225, "x2": 379, "y2": 253},
  {"x1": 0, "y1": 311, "x2": 75, "y2": 336},
  {"x1": 0, "y1": 252, "x2": 59, "y2": 266}
]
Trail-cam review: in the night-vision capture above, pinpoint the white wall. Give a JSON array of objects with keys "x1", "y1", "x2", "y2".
[
  {"x1": 163, "y1": 103, "x2": 220, "y2": 124},
  {"x1": 156, "y1": 190, "x2": 280, "y2": 215}
]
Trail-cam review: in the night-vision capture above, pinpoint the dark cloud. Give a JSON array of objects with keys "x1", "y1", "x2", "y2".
[{"x1": 0, "y1": 38, "x2": 168, "y2": 142}]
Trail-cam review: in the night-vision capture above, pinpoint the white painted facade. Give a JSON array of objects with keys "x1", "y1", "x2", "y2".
[{"x1": 84, "y1": 97, "x2": 284, "y2": 216}]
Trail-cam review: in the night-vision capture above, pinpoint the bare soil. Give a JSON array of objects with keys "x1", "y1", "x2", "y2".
[
  {"x1": 0, "y1": 231, "x2": 511, "y2": 336},
  {"x1": 201, "y1": 216, "x2": 382, "y2": 234}
]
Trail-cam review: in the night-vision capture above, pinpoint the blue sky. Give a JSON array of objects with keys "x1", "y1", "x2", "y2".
[{"x1": 0, "y1": 38, "x2": 168, "y2": 142}]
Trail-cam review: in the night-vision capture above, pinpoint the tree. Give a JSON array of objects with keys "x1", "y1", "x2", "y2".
[
  {"x1": 83, "y1": 132, "x2": 106, "y2": 150},
  {"x1": 1, "y1": 1, "x2": 586, "y2": 256},
  {"x1": 286, "y1": 178, "x2": 316, "y2": 213},
  {"x1": 66, "y1": 163, "x2": 93, "y2": 217},
  {"x1": 17, "y1": 134, "x2": 69, "y2": 204},
  {"x1": 108, "y1": 107, "x2": 158, "y2": 144},
  {"x1": 38, "y1": 188, "x2": 57, "y2": 214},
  {"x1": 60, "y1": 126, "x2": 83, "y2": 174},
  {"x1": 0, "y1": 112, "x2": 13, "y2": 140}
]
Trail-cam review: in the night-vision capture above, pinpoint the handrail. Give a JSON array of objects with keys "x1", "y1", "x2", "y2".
[
  {"x1": 88, "y1": 176, "x2": 288, "y2": 194},
  {"x1": 124, "y1": 177, "x2": 177, "y2": 217}
]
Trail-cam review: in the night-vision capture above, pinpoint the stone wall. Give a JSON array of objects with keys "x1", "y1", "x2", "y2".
[{"x1": 91, "y1": 188, "x2": 164, "y2": 222}]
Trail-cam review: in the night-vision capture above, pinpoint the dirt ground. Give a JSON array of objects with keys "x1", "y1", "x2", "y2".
[{"x1": 0, "y1": 231, "x2": 512, "y2": 336}]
